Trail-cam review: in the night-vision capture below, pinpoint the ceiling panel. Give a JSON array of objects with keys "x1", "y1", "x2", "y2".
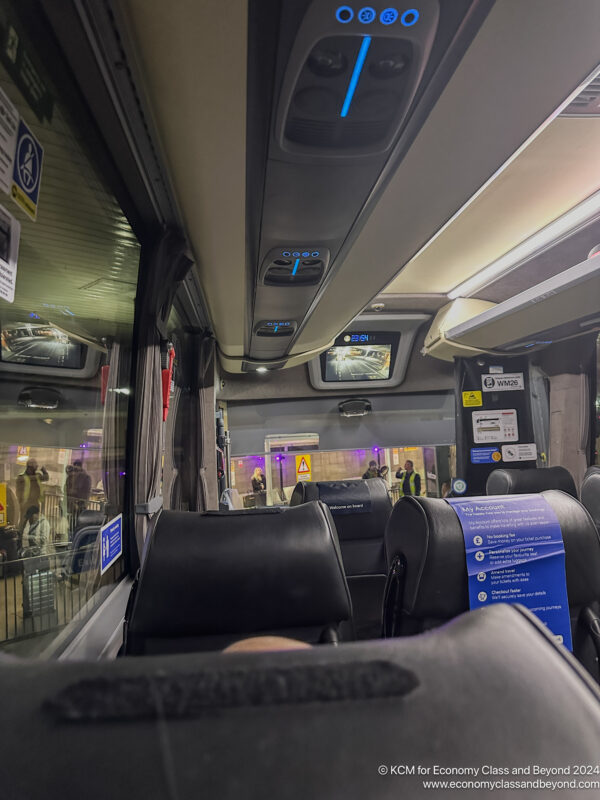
[{"x1": 383, "y1": 117, "x2": 600, "y2": 295}]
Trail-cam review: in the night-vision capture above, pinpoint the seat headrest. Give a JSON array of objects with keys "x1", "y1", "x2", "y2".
[
  {"x1": 384, "y1": 490, "x2": 600, "y2": 618},
  {"x1": 581, "y1": 466, "x2": 600, "y2": 531},
  {"x1": 486, "y1": 466, "x2": 577, "y2": 498},
  {"x1": 128, "y1": 501, "x2": 351, "y2": 640},
  {"x1": 289, "y1": 479, "x2": 391, "y2": 540},
  {"x1": 75, "y1": 509, "x2": 106, "y2": 529}
]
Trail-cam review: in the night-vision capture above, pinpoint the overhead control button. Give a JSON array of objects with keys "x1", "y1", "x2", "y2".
[{"x1": 335, "y1": 5, "x2": 354, "y2": 23}]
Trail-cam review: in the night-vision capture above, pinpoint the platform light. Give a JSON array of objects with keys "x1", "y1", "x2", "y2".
[{"x1": 256, "y1": 367, "x2": 268, "y2": 373}]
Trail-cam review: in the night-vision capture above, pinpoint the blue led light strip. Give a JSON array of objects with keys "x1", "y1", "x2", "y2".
[
  {"x1": 292, "y1": 258, "x2": 300, "y2": 276},
  {"x1": 341, "y1": 36, "x2": 372, "y2": 118}
]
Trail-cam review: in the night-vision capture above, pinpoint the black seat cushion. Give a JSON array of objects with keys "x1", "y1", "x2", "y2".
[
  {"x1": 486, "y1": 466, "x2": 577, "y2": 498},
  {"x1": 124, "y1": 501, "x2": 352, "y2": 654}
]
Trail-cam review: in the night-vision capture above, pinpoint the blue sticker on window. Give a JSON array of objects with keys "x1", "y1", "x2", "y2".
[
  {"x1": 447, "y1": 494, "x2": 572, "y2": 650},
  {"x1": 100, "y1": 514, "x2": 123, "y2": 574},
  {"x1": 470, "y1": 446, "x2": 501, "y2": 464}
]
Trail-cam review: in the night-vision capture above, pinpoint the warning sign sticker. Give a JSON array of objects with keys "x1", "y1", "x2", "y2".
[
  {"x1": 295, "y1": 454, "x2": 312, "y2": 482},
  {"x1": 472, "y1": 409, "x2": 519, "y2": 444},
  {"x1": 462, "y1": 390, "x2": 482, "y2": 407},
  {"x1": 481, "y1": 372, "x2": 524, "y2": 392}
]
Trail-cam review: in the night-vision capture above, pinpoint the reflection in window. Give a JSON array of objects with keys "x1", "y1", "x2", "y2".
[{"x1": 0, "y1": 2, "x2": 139, "y2": 656}]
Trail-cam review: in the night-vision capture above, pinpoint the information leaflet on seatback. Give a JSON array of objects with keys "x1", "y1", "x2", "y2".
[
  {"x1": 447, "y1": 494, "x2": 572, "y2": 650},
  {"x1": 100, "y1": 514, "x2": 122, "y2": 574}
]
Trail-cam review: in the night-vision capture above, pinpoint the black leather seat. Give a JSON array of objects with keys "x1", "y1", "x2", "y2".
[
  {"x1": 581, "y1": 465, "x2": 600, "y2": 532},
  {"x1": 486, "y1": 465, "x2": 577, "y2": 498},
  {"x1": 383, "y1": 490, "x2": 600, "y2": 681},
  {"x1": 4, "y1": 605, "x2": 600, "y2": 799},
  {"x1": 290, "y1": 478, "x2": 391, "y2": 639},
  {"x1": 123, "y1": 502, "x2": 352, "y2": 655}
]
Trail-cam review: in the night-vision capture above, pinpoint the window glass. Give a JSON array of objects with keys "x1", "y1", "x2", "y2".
[
  {"x1": 229, "y1": 444, "x2": 455, "y2": 508},
  {"x1": 0, "y1": 3, "x2": 139, "y2": 656}
]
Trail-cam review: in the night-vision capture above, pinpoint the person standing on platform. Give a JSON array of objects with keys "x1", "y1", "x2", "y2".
[
  {"x1": 65, "y1": 460, "x2": 92, "y2": 524},
  {"x1": 251, "y1": 467, "x2": 267, "y2": 507},
  {"x1": 362, "y1": 460, "x2": 380, "y2": 479},
  {"x1": 16, "y1": 459, "x2": 49, "y2": 527},
  {"x1": 395, "y1": 459, "x2": 421, "y2": 496}
]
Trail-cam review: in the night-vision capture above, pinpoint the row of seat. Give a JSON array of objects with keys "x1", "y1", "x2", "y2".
[{"x1": 123, "y1": 465, "x2": 600, "y2": 683}]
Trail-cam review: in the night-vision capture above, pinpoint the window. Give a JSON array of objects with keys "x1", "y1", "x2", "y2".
[{"x1": 0, "y1": 2, "x2": 139, "y2": 655}]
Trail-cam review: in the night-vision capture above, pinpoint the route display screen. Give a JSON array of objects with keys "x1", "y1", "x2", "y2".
[
  {"x1": 321, "y1": 331, "x2": 398, "y2": 382},
  {"x1": 1, "y1": 322, "x2": 86, "y2": 369}
]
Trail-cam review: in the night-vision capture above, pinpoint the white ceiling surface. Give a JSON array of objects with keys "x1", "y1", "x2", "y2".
[
  {"x1": 293, "y1": 0, "x2": 600, "y2": 355},
  {"x1": 120, "y1": 0, "x2": 248, "y2": 357},
  {"x1": 384, "y1": 117, "x2": 600, "y2": 295}
]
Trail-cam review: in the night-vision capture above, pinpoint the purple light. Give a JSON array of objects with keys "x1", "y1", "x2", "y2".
[
  {"x1": 119, "y1": 471, "x2": 126, "y2": 477},
  {"x1": 373, "y1": 446, "x2": 379, "y2": 453}
]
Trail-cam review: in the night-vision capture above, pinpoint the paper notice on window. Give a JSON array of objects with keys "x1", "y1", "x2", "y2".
[
  {"x1": 0, "y1": 87, "x2": 18, "y2": 194},
  {"x1": 0, "y1": 203, "x2": 20, "y2": 302}
]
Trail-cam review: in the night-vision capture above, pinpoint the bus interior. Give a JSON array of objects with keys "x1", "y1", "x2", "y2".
[{"x1": 0, "y1": 0, "x2": 600, "y2": 796}]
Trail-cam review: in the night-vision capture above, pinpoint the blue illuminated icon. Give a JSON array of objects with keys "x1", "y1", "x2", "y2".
[
  {"x1": 380, "y1": 8, "x2": 398, "y2": 24},
  {"x1": 292, "y1": 258, "x2": 300, "y2": 276},
  {"x1": 335, "y1": 5, "x2": 354, "y2": 22},
  {"x1": 341, "y1": 35, "x2": 372, "y2": 117},
  {"x1": 400, "y1": 8, "x2": 419, "y2": 26},
  {"x1": 282, "y1": 251, "x2": 291, "y2": 257},
  {"x1": 302, "y1": 251, "x2": 309, "y2": 257},
  {"x1": 357, "y1": 6, "x2": 376, "y2": 23},
  {"x1": 311, "y1": 251, "x2": 320, "y2": 257},
  {"x1": 292, "y1": 251, "x2": 300, "y2": 257}
]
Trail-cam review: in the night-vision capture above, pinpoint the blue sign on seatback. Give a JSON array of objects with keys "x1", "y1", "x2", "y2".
[
  {"x1": 100, "y1": 514, "x2": 122, "y2": 574},
  {"x1": 447, "y1": 494, "x2": 572, "y2": 650},
  {"x1": 317, "y1": 481, "x2": 371, "y2": 514}
]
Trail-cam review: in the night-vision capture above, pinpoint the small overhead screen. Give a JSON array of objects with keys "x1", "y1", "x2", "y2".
[
  {"x1": 322, "y1": 333, "x2": 397, "y2": 382},
  {"x1": 1, "y1": 323, "x2": 87, "y2": 369},
  {"x1": 308, "y1": 313, "x2": 430, "y2": 391}
]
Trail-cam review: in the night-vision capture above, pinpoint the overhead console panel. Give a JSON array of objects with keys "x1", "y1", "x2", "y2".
[{"x1": 238, "y1": 0, "x2": 482, "y2": 372}]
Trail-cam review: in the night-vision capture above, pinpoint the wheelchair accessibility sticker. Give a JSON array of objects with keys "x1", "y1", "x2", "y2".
[
  {"x1": 448, "y1": 494, "x2": 572, "y2": 650},
  {"x1": 100, "y1": 514, "x2": 123, "y2": 575},
  {"x1": 11, "y1": 118, "x2": 43, "y2": 220}
]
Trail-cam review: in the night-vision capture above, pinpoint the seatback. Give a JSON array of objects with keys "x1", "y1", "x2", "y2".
[
  {"x1": 581, "y1": 465, "x2": 600, "y2": 532},
  {"x1": 486, "y1": 466, "x2": 577, "y2": 498},
  {"x1": 4, "y1": 605, "x2": 600, "y2": 800},
  {"x1": 123, "y1": 501, "x2": 352, "y2": 655},
  {"x1": 383, "y1": 490, "x2": 600, "y2": 681},
  {"x1": 290, "y1": 478, "x2": 391, "y2": 639},
  {"x1": 67, "y1": 510, "x2": 106, "y2": 575}
]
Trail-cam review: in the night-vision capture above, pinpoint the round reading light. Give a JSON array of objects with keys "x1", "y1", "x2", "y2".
[
  {"x1": 369, "y1": 53, "x2": 408, "y2": 79},
  {"x1": 308, "y1": 48, "x2": 348, "y2": 78}
]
